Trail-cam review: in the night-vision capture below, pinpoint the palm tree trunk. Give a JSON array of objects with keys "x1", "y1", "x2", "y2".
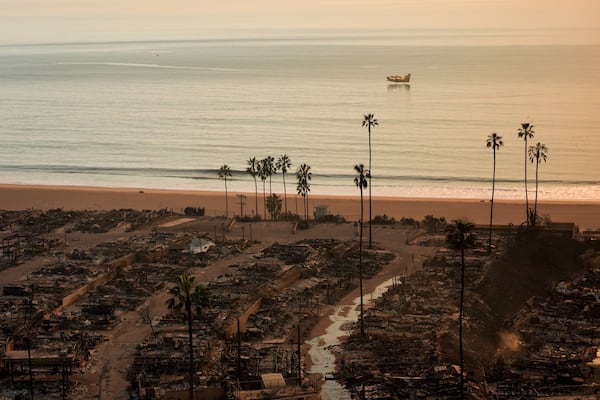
[
  {"x1": 359, "y1": 188, "x2": 365, "y2": 337},
  {"x1": 524, "y1": 139, "x2": 529, "y2": 225},
  {"x1": 262, "y1": 181, "x2": 266, "y2": 219},
  {"x1": 302, "y1": 195, "x2": 306, "y2": 221},
  {"x1": 488, "y1": 150, "x2": 496, "y2": 253},
  {"x1": 224, "y1": 179, "x2": 229, "y2": 218},
  {"x1": 283, "y1": 174, "x2": 288, "y2": 217},
  {"x1": 368, "y1": 127, "x2": 373, "y2": 249},
  {"x1": 305, "y1": 194, "x2": 309, "y2": 221},
  {"x1": 535, "y1": 160, "x2": 539, "y2": 222},
  {"x1": 459, "y1": 245, "x2": 465, "y2": 400},
  {"x1": 253, "y1": 178, "x2": 258, "y2": 217},
  {"x1": 186, "y1": 301, "x2": 195, "y2": 400}
]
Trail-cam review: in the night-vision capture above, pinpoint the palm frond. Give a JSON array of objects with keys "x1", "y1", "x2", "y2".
[
  {"x1": 446, "y1": 220, "x2": 476, "y2": 250},
  {"x1": 517, "y1": 122, "x2": 535, "y2": 140}
]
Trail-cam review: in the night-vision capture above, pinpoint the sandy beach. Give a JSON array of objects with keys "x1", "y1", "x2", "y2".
[{"x1": 1, "y1": 184, "x2": 599, "y2": 230}]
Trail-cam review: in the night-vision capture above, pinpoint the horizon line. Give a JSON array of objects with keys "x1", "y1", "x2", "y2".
[{"x1": 2, "y1": 27, "x2": 599, "y2": 48}]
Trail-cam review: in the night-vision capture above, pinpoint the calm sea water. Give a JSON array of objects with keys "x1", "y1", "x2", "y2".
[{"x1": 1, "y1": 33, "x2": 599, "y2": 200}]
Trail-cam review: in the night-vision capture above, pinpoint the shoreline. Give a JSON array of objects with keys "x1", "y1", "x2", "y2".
[{"x1": 1, "y1": 183, "x2": 600, "y2": 229}]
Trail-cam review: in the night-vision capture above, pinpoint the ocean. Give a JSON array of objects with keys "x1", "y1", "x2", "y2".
[{"x1": 1, "y1": 31, "x2": 599, "y2": 200}]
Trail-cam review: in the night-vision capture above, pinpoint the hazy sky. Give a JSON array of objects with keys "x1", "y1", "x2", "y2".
[{"x1": 1, "y1": 0, "x2": 599, "y2": 44}]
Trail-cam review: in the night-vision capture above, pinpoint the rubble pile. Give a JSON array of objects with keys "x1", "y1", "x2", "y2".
[
  {"x1": 1, "y1": 232, "x2": 62, "y2": 268},
  {"x1": 260, "y1": 242, "x2": 312, "y2": 264},
  {"x1": 0, "y1": 208, "x2": 167, "y2": 235},
  {"x1": 296, "y1": 239, "x2": 393, "y2": 302},
  {"x1": 130, "y1": 239, "x2": 393, "y2": 398},
  {"x1": 490, "y1": 264, "x2": 600, "y2": 397},
  {"x1": 335, "y1": 230, "x2": 502, "y2": 398},
  {"x1": 74, "y1": 209, "x2": 168, "y2": 233},
  {"x1": 77, "y1": 263, "x2": 190, "y2": 330},
  {"x1": 133, "y1": 255, "x2": 294, "y2": 394},
  {"x1": 337, "y1": 231, "x2": 600, "y2": 399},
  {"x1": 339, "y1": 259, "x2": 472, "y2": 398},
  {"x1": 29, "y1": 262, "x2": 108, "y2": 310},
  {"x1": 3, "y1": 208, "x2": 598, "y2": 399},
  {"x1": 0, "y1": 225, "x2": 207, "y2": 398},
  {"x1": 0, "y1": 208, "x2": 170, "y2": 270},
  {"x1": 0, "y1": 209, "x2": 81, "y2": 234}
]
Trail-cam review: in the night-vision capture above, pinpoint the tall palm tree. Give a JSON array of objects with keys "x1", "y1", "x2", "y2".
[
  {"x1": 528, "y1": 142, "x2": 549, "y2": 225},
  {"x1": 258, "y1": 159, "x2": 268, "y2": 219},
  {"x1": 362, "y1": 114, "x2": 378, "y2": 248},
  {"x1": 166, "y1": 273, "x2": 210, "y2": 400},
  {"x1": 246, "y1": 157, "x2": 259, "y2": 217},
  {"x1": 276, "y1": 154, "x2": 292, "y2": 217},
  {"x1": 295, "y1": 163, "x2": 312, "y2": 221},
  {"x1": 446, "y1": 220, "x2": 476, "y2": 400},
  {"x1": 218, "y1": 164, "x2": 232, "y2": 218},
  {"x1": 354, "y1": 163, "x2": 369, "y2": 337},
  {"x1": 264, "y1": 156, "x2": 276, "y2": 196},
  {"x1": 486, "y1": 133, "x2": 503, "y2": 253},
  {"x1": 517, "y1": 123, "x2": 535, "y2": 225}
]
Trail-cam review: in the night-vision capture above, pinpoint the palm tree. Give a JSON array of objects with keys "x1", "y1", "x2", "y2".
[
  {"x1": 258, "y1": 159, "x2": 268, "y2": 219},
  {"x1": 266, "y1": 193, "x2": 282, "y2": 220},
  {"x1": 486, "y1": 133, "x2": 503, "y2": 252},
  {"x1": 218, "y1": 164, "x2": 232, "y2": 218},
  {"x1": 354, "y1": 163, "x2": 369, "y2": 337},
  {"x1": 264, "y1": 156, "x2": 276, "y2": 196},
  {"x1": 517, "y1": 123, "x2": 535, "y2": 225},
  {"x1": 528, "y1": 142, "x2": 549, "y2": 225},
  {"x1": 446, "y1": 220, "x2": 476, "y2": 400},
  {"x1": 295, "y1": 163, "x2": 312, "y2": 221},
  {"x1": 276, "y1": 154, "x2": 292, "y2": 217},
  {"x1": 362, "y1": 114, "x2": 378, "y2": 248},
  {"x1": 166, "y1": 273, "x2": 210, "y2": 400},
  {"x1": 246, "y1": 157, "x2": 259, "y2": 217}
]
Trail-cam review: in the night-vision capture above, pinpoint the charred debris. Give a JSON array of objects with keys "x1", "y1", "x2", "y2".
[
  {"x1": 338, "y1": 227, "x2": 600, "y2": 399},
  {"x1": 1, "y1": 208, "x2": 599, "y2": 399},
  {"x1": 0, "y1": 208, "x2": 393, "y2": 399}
]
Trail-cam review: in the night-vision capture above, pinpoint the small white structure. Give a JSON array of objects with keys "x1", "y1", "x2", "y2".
[{"x1": 189, "y1": 238, "x2": 214, "y2": 255}]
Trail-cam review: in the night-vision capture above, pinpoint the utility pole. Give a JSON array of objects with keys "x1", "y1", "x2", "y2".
[
  {"x1": 27, "y1": 287, "x2": 35, "y2": 400},
  {"x1": 237, "y1": 194, "x2": 246, "y2": 217},
  {"x1": 297, "y1": 300, "x2": 302, "y2": 385},
  {"x1": 237, "y1": 319, "x2": 241, "y2": 380},
  {"x1": 297, "y1": 323, "x2": 301, "y2": 385},
  {"x1": 60, "y1": 351, "x2": 68, "y2": 400}
]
